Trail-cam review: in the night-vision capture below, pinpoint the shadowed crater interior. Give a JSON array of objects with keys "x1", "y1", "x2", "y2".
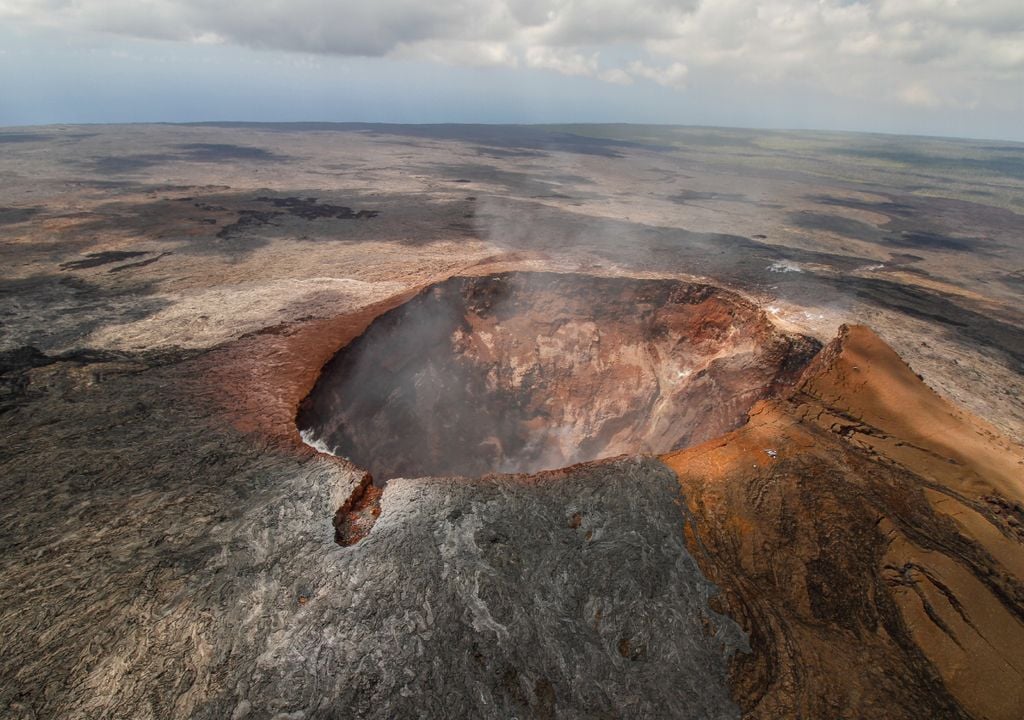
[{"x1": 297, "y1": 272, "x2": 821, "y2": 483}]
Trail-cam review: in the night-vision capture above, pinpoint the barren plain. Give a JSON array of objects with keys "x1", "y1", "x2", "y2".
[{"x1": 1, "y1": 123, "x2": 1023, "y2": 718}]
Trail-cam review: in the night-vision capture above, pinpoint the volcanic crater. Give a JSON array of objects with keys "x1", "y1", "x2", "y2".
[{"x1": 297, "y1": 272, "x2": 821, "y2": 487}]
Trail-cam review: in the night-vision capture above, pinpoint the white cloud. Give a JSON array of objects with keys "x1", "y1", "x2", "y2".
[
  {"x1": 598, "y1": 67, "x2": 633, "y2": 85},
  {"x1": 405, "y1": 40, "x2": 519, "y2": 68},
  {"x1": 531, "y1": 0, "x2": 697, "y2": 46},
  {"x1": 628, "y1": 60, "x2": 688, "y2": 89},
  {"x1": 898, "y1": 82, "x2": 941, "y2": 108},
  {"x1": 524, "y1": 46, "x2": 597, "y2": 76},
  {"x1": 1, "y1": 0, "x2": 1022, "y2": 112}
]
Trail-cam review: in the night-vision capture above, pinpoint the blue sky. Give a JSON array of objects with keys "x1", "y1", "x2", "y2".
[{"x1": 1, "y1": 1, "x2": 1023, "y2": 141}]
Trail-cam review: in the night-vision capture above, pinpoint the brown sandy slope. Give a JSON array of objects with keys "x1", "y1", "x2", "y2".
[{"x1": 663, "y1": 325, "x2": 1024, "y2": 719}]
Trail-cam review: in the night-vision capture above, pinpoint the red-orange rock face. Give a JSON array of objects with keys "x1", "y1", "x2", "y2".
[
  {"x1": 664, "y1": 325, "x2": 1024, "y2": 719},
  {"x1": 297, "y1": 272, "x2": 821, "y2": 481}
]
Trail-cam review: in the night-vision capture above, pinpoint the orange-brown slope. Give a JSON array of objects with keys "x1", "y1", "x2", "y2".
[
  {"x1": 197, "y1": 289, "x2": 419, "y2": 451},
  {"x1": 663, "y1": 325, "x2": 1024, "y2": 720}
]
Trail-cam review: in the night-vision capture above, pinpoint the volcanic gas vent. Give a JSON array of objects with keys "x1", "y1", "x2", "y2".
[{"x1": 298, "y1": 273, "x2": 821, "y2": 481}]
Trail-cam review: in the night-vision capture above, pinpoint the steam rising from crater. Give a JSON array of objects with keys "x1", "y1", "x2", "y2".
[{"x1": 297, "y1": 272, "x2": 820, "y2": 482}]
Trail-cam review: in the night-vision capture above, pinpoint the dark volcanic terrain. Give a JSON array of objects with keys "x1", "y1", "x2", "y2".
[{"x1": 1, "y1": 123, "x2": 1023, "y2": 719}]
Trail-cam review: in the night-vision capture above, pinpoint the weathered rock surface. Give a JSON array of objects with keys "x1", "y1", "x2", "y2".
[{"x1": 0, "y1": 341, "x2": 746, "y2": 717}]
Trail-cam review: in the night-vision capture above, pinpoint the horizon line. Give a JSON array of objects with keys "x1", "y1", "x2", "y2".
[{"x1": 3, "y1": 119, "x2": 1023, "y2": 146}]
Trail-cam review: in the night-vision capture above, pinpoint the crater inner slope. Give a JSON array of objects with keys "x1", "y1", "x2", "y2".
[{"x1": 298, "y1": 272, "x2": 820, "y2": 481}]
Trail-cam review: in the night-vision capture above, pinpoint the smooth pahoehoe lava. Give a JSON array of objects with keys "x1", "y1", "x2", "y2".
[{"x1": 297, "y1": 272, "x2": 821, "y2": 483}]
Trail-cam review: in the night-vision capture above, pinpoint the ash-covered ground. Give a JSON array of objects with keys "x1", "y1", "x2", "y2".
[{"x1": 1, "y1": 123, "x2": 1023, "y2": 718}]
